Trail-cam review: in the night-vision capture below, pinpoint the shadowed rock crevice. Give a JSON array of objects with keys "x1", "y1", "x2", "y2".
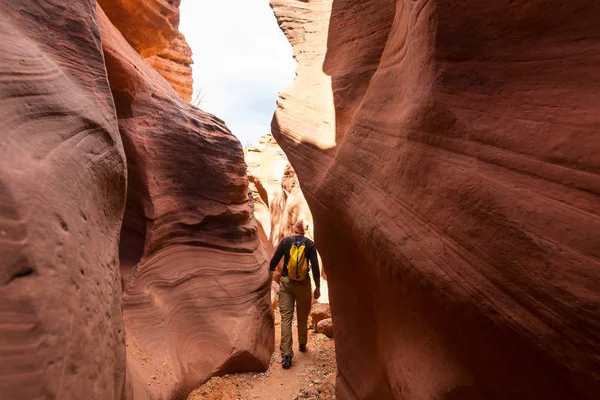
[
  {"x1": 117, "y1": 179, "x2": 148, "y2": 280},
  {"x1": 117, "y1": 129, "x2": 153, "y2": 279}
]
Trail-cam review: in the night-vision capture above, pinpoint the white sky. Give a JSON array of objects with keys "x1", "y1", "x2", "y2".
[{"x1": 179, "y1": 0, "x2": 297, "y2": 146}]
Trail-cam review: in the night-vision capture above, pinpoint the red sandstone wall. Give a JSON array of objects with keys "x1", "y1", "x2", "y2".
[
  {"x1": 272, "y1": 0, "x2": 600, "y2": 398},
  {"x1": 0, "y1": 1, "x2": 272, "y2": 399},
  {"x1": 0, "y1": 1, "x2": 127, "y2": 398},
  {"x1": 99, "y1": 7, "x2": 273, "y2": 398}
]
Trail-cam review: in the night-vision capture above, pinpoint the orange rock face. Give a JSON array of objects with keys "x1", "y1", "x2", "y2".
[
  {"x1": 98, "y1": 0, "x2": 194, "y2": 102},
  {"x1": 146, "y1": 33, "x2": 194, "y2": 102},
  {"x1": 272, "y1": 0, "x2": 600, "y2": 399},
  {"x1": 0, "y1": 1, "x2": 127, "y2": 399},
  {"x1": 97, "y1": 0, "x2": 180, "y2": 57},
  {"x1": 99, "y1": 7, "x2": 273, "y2": 399},
  {"x1": 309, "y1": 303, "x2": 332, "y2": 328}
]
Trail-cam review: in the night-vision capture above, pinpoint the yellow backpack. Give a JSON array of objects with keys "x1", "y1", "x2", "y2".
[{"x1": 288, "y1": 238, "x2": 309, "y2": 281}]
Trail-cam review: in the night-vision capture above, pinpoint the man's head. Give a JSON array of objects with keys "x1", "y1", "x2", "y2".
[{"x1": 293, "y1": 219, "x2": 309, "y2": 235}]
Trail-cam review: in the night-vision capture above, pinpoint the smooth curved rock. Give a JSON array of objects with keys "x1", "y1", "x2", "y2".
[
  {"x1": 309, "y1": 303, "x2": 331, "y2": 328},
  {"x1": 270, "y1": 163, "x2": 314, "y2": 246},
  {"x1": 244, "y1": 135, "x2": 313, "y2": 246},
  {"x1": 269, "y1": 0, "x2": 336, "y2": 150},
  {"x1": 245, "y1": 134, "x2": 289, "y2": 242},
  {"x1": 146, "y1": 33, "x2": 194, "y2": 102},
  {"x1": 272, "y1": 0, "x2": 600, "y2": 399},
  {"x1": 248, "y1": 177, "x2": 273, "y2": 264},
  {"x1": 316, "y1": 319, "x2": 334, "y2": 338},
  {"x1": 98, "y1": 0, "x2": 180, "y2": 57},
  {"x1": 0, "y1": 1, "x2": 127, "y2": 399},
  {"x1": 99, "y1": 6, "x2": 273, "y2": 400}
]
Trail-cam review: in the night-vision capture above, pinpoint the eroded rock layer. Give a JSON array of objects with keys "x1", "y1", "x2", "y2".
[
  {"x1": 1, "y1": 0, "x2": 272, "y2": 398},
  {"x1": 97, "y1": 0, "x2": 180, "y2": 57},
  {"x1": 146, "y1": 33, "x2": 194, "y2": 102},
  {"x1": 245, "y1": 134, "x2": 289, "y2": 244},
  {"x1": 245, "y1": 134, "x2": 315, "y2": 248},
  {"x1": 272, "y1": 0, "x2": 600, "y2": 399},
  {"x1": 99, "y1": 7, "x2": 273, "y2": 399},
  {"x1": 269, "y1": 164, "x2": 313, "y2": 247},
  {"x1": 0, "y1": 1, "x2": 127, "y2": 399}
]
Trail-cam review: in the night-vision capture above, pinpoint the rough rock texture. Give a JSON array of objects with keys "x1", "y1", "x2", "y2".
[
  {"x1": 97, "y1": 0, "x2": 180, "y2": 57},
  {"x1": 99, "y1": 6, "x2": 273, "y2": 399},
  {"x1": 99, "y1": 0, "x2": 194, "y2": 102},
  {"x1": 0, "y1": 0, "x2": 272, "y2": 398},
  {"x1": 245, "y1": 135, "x2": 314, "y2": 244},
  {"x1": 271, "y1": 281, "x2": 280, "y2": 309},
  {"x1": 270, "y1": 164, "x2": 314, "y2": 246},
  {"x1": 272, "y1": 0, "x2": 600, "y2": 399},
  {"x1": 245, "y1": 134, "x2": 314, "y2": 248},
  {"x1": 316, "y1": 319, "x2": 334, "y2": 338},
  {"x1": 146, "y1": 33, "x2": 194, "y2": 102},
  {"x1": 309, "y1": 303, "x2": 331, "y2": 328},
  {"x1": 0, "y1": 1, "x2": 127, "y2": 399},
  {"x1": 269, "y1": 0, "x2": 336, "y2": 150},
  {"x1": 245, "y1": 134, "x2": 289, "y2": 242}
]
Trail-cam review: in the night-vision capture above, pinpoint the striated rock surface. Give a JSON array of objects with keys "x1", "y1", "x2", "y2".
[
  {"x1": 272, "y1": 0, "x2": 600, "y2": 399},
  {"x1": 1, "y1": 0, "x2": 273, "y2": 398},
  {"x1": 245, "y1": 135, "x2": 314, "y2": 247},
  {"x1": 97, "y1": 0, "x2": 180, "y2": 57},
  {"x1": 270, "y1": 163, "x2": 314, "y2": 246},
  {"x1": 99, "y1": 0, "x2": 194, "y2": 102},
  {"x1": 146, "y1": 33, "x2": 194, "y2": 102},
  {"x1": 0, "y1": 1, "x2": 127, "y2": 399},
  {"x1": 269, "y1": 0, "x2": 336, "y2": 150},
  {"x1": 99, "y1": 6, "x2": 273, "y2": 399},
  {"x1": 245, "y1": 134, "x2": 289, "y2": 243}
]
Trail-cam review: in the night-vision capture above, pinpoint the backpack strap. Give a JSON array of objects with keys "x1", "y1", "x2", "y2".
[{"x1": 293, "y1": 237, "x2": 308, "y2": 246}]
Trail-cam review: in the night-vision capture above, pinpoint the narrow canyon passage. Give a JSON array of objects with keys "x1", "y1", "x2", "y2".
[
  {"x1": 188, "y1": 309, "x2": 337, "y2": 400},
  {"x1": 1, "y1": 1, "x2": 599, "y2": 400}
]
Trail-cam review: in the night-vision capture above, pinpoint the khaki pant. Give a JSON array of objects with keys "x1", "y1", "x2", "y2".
[{"x1": 279, "y1": 276, "x2": 311, "y2": 358}]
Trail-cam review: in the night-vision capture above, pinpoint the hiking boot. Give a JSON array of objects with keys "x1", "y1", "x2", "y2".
[
  {"x1": 299, "y1": 344, "x2": 307, "y2": 353},
  {"x1": 282, "y1": 355, "x2": 292, "y2": 369}
]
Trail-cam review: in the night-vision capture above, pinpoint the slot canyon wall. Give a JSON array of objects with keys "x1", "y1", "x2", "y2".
[
  {"x1": 0, "y1": 1, "x2": 128, "y2": 398},
  {"x1": 271, "y1": 0, "x2": 600, "y2": 399},
  {"x1": 0, "y1": 1, "x2": 272, "y2": 399}
]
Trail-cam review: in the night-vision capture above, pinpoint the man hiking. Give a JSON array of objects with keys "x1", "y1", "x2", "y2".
[{"x1": 270, "y1": 219, "x2": 321, "y2": 369}]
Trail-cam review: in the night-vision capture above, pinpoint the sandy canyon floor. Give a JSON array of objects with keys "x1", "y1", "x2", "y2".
[{"x1": 188, "y1": 310, "x2": 336, "y2": 400}]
